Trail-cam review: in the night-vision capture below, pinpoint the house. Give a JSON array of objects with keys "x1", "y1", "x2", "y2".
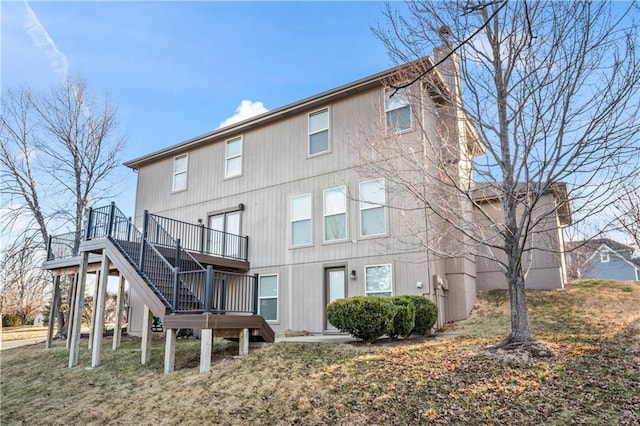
[
  {"x1": 42, "y1": 45, "x2": 570, "y2": 373},
  {"x1": 571, "y1": 239, "x2": 640, "y2": 281}
]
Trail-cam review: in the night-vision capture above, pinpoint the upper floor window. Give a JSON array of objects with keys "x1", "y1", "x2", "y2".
[
  {"x1": 172, "y1": 154, "x2": 188, "y2": 192},
  {"x1": 258, "y1": 274, "x2": 278, "y2": 321},
  {"x1": 600, "y1": 252, "x2": 610, "y2": 263},
  {"x1": 365, "y1": 264, "x2": 393, "y2": 297},
  {"x1": 324, "y1": 186, "x2": 347, "y2": 242},
  {"x1": 359, "y1": 178, "x2": 387, "y2": 237},
  {"x1": 308, "y1": 108, "x2": 329, "y2": 155},
  {"x1": 225, "y1": 136, "x2": 242, "y2": 178},
  {"x1": 291, "y1": 193, "x2": 312, "y2": 246},
  {"x1": 385, "y1": 87, "x2": 411, "y2": 132}
]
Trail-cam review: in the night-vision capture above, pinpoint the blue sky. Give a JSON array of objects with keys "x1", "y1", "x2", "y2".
[{"x1": 2, "y1": 1, "x2": 397, "y2": 215}]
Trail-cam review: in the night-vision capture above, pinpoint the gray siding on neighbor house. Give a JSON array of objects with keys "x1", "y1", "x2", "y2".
[{"x1": 581, "y1": 254, "x2": 640, "y2": 281}]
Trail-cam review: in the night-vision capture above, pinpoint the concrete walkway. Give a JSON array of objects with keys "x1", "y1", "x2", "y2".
[
  {"x1": 0, "y1": 338, "x2": 46, "y2": 351},
  {"x1": 275, "y1": 334, "x2": 357, "y2": 343}
]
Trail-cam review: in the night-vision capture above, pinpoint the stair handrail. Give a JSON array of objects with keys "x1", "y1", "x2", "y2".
[{"x1": 145, "y1": 212, "x2": 206, "y2": 272}]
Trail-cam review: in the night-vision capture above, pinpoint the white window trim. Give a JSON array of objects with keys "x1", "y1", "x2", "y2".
[
  {"x1": 600, "y1": 252, "x2": 610, "y2": 263},
  {"x1": 359, "y1": 178, "x2": 387, "y2": 238},
  {"x1": 290, "y1": 193, "x2": 312, "y2": 247},
  {"x1": 384, "y1": 87, "x2": 412, "y2": 133},
  {"x1": 172, "y1": 153, "x2": 188, "y2": 192},
  {"x1": 258, "y1": 273, "x2": 279, "y2": 323},
  {"x1": 308, "y1": 107, "x2": 330, "y2": 157},
  {"x1": 225, "y1": 136, "x2": 243, "y2": 178},
  {"x1": 323, "y1": 186, "x2": 347, "y2": 243},
  {"x1": 364, "y1": 263, "x2": 393, "y2": 296}
]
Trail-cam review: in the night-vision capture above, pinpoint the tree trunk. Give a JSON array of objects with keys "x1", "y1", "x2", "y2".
[{"x1": 505, "y1": 268, "x2": 533, "y2": 345}]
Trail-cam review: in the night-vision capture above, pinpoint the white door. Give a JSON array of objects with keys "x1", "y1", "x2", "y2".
[{"x1": 325, "y1": 267, "x2": 346, "y2": 330}]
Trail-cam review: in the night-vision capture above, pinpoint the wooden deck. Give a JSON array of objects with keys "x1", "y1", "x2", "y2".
[{"x1": 163, "y1": 313, "x2": 274, "y2": 343}]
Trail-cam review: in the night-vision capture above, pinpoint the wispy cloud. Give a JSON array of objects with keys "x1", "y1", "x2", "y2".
[
  {"x1": 22, "y1": 1, "x2": 68, "y2": 79},
  {"x1": 218, "y1": 100, "x2": 269, "y2": 128}
]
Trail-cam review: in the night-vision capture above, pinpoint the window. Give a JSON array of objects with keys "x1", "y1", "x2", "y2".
[
  {"x1": 291, "y1": 193, "x2": 312, "y2": 246},
  {"x1": 359, "y1": 178, "x2": 386, "y2": 236},
  {"x1": 365, "y1": 264, "x2": 392, "y2": 297},
  {"x1": 600, "y1": 252, "x2": 610, "y2": 263},
  {"x1": 258, "y1": 274, "x2": 278, "y2": 321},
  {"x1": 208, "y1": 211, "x2": 241, "y2": 258},
  {"x1": 225, "y1": 137, "x2": 242, "y2": 178},
  {"x1": 172, "y1": 154, "x2": 188, "y2": 192},
  {"x1": 324, "y1": 186, "x2": 347, "y2": 241},
  {"x1": 385, "y1": 87, "x2": 411, "y2": 131},
  {"x1": 308, "y1": 108, "x2": 329, "y2": 155}
]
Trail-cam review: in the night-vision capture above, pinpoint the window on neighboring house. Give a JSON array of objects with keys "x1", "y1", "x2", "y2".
[
  {"x1": 359, "y1": 178, "x2": 386, "y2": 236},
  {"x1": 225, "y1": 136, "x2": 242, "y2": 178},
  {"x1": 291, "y1": 193, "x2": 312, "y2": 246},
  {"x1": 173, "y1": 154, "x2": 188, "y2": 192},
  {"x1": 324, "y1": 186, "x2": 347, "y2": 241},
  {"x1": 384, "y1": 87, "x2": 411, "y2": 132},
  {"x1": 308, "y1": 108, "x2": 329, "y2": 155},
  {"x1": 258, "y1": 274, "x2": 278, "y2": 321},
  {"x1": 365, "y1": 264, "x2": 392, "y2": 297},
  {"x1": 600, "y1": 252, "x2": 610, "y2": 263}
]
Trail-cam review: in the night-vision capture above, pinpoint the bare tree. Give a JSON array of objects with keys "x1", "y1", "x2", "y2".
[
  {"x1": 366, "y1": 1, "x2": 640, "y2": 353},
  {"x1": 0, "y1": 236, "x2": 48, "y2": 325},
  {"x1": 613, "y1": 185, "x2": 640, "y2": 251},
  {"x1": 0, "y1": 77, "x2": 125, "y2": 336}
]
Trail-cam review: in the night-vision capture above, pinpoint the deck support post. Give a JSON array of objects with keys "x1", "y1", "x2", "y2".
[
  {"x1": 164, "y1": 328, "x2": 176, "y2": 374},
  {"x1": 91, "y1": 250, "x2": 110, "y2": 368},
  {"x1": 88, "y1": 270, "x2": 101, "y2": 350},
  {"x1": 200, "y1": 329, "x2": 213, "y2": 373},
  {"x1": 113, "y1": 274, "x2": 126, "y2": 350},
  {"x1": 69, "y1": 252, "x2": 89, "y2": 368},
  {"x1": 141, "y1": 305, "x2": 152, "y2": 365},
  {"x1": 46, "y1": 275, "x2": 61, "y2": 349},
  {"x1": 239, "y1": 328, "x2": 249, "y2": 356},
  {"x1": 66, "y1": 273, "x2": 78, "y2": 349}
]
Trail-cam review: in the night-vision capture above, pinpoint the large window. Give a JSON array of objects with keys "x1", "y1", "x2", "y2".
[
  {"x1": 172, "y1": 154, "x2": 188, "y2": 192},
  {"x1": 291, "y1": 193, "x2": 312, "y2": 246},
  {"x1": 259, "y1": 274, "x2": 278, "y2": 321},
  {"x1": 384, "y1": 88, "x2": 411, "y2": 132},
  {"x1": 323, "y1": 186, "x2": 347, "y2": 241},
  {"x1": 308, "y1": 108, "x2": 329, "y2": 155},
  {"x1": 359, "y1": 178, "x2": 386, "y2": 236},
  {"x1": 365, "y1": 264, "x2": 392, "y2": 297},
  {"x1": 225, "y1": 137, "x2": 242, "y2": 178}
]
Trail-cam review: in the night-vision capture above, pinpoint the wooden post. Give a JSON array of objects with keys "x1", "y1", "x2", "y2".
[
  {"x1": 239, "y1": 328, "x2": 249, "y2": 356},
  {"x1": 46, "y1": 275, "x2": 61, "y2": 349},
  {"x1": 66, "y1": 273, "x2": 78, "y2": 349},
  {"x1": 112, "y1": 274, "x2": 126, "y2": 350},
  {"x1": 69, "y1": 253, "x2": 89, "y2": 368},
  {"x1": 88, "y1": 270, "x2": 101, "y2": 350},
  {"x1": 164, "y1": 328, "x2": 176, "y2": 374},
  {"x1": 91, "y1": 251, "x2": 109, "y2": 368},
  {"x1": 141, "y1": 305, "x2": 152, "y2": 365},
  {"x1": 200, "y1": 329, "x2": 213, "y2": 373}
]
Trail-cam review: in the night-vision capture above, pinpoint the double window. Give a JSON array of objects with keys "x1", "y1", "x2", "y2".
[
  {"x1": 385, "y1": 88, "x2": 411, "y2": 132},
  {"x1": 208, "y1": 210, "x2": 242, "y2": 258},
  {"x1": 291, "y1": 193, "x2": 312, "y2": 246},
  {"x1": 359, "y1": 178, "x2": 387, "y2": 236},
  {"x1": 323, "y1": 186, "x2": 347, "y2": 242},
  {"x1": 308, "y1": 108, "x2": 329, "y2": 155},
  {"x1": 225, "y1": 137, "x2": 242, "y2": 178},
  {"x1": 258, "y1": 274, "x2": 278, "y2": 321},
  {"x1": 172, "y1": 154, "x2": 188, "y2": 192},
  {"x1": 365, "y1": 264, "x2": 393, "y2": 297}
]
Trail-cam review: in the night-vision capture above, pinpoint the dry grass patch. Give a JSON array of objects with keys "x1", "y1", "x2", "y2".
[
  {"x1": 1, "y1": 326, "x2": 48, "y2": 342},
  {"x1": 1, "y1": 279, "x2": 638, "y2": 425}
]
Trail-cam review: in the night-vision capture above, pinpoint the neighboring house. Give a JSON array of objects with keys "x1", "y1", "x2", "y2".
[
  {"x1": 572, "y1": 239, "x2": 640, "y2": 281},
  {"x1": 43, "y1": 45, "x2": 571, "y2": 348}
]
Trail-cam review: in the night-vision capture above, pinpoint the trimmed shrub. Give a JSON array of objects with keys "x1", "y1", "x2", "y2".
[
  {"x1": 400, "y1": 295, "x2": 438, "y2": 335},
  {"x1": 388, "y1": 296, "x2": 416, "y2": 339},
  {"x1": 326, "y1": 296, "x2": 395, "y2": 343},
  {"x1": 2, "y1": 313, "x2": 21, "y2": 327}
]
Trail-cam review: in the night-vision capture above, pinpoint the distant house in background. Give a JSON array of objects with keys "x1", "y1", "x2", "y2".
[{"x1": 571, "y1": 239, "x2": 640, "y2": 281}]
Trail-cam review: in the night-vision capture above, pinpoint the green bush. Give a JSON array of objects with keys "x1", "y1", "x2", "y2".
[
  {"x1": 2, "y1": 313, "x2": 21, "y2": 327},
  {"x1": 326, "y1": 296, "x2": 395, "y2": 343},
  {"x1": 400, "y1": 295, "x2": 438, "y2": 335},
  {"x1": 389, "y1": 297, "x2": 415, "y2": 339}
]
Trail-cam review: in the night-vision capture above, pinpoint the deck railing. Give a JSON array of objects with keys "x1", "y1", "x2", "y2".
[
  {"x1": 46, "y1": 231, "x2": 82, "y2": 261},
  {"x1": 149, "y1": 214, "x2": 249, "y2": 261}
]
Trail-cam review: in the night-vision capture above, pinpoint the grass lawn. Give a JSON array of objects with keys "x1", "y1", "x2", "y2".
[
  {"x1": 1, "y1": 326, "x2": 48, "y2": 342},
  {"x1": 1, "y1": 280, "x2": 638, "y2": 425}
]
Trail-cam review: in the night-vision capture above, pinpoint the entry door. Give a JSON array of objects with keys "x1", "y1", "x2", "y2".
[
  {"x1": 325, "y1": 267, "x2": 346, "y2": 330},
  {"x1": 208, "y1": 211, "x2": 241, "y2": 257}
]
